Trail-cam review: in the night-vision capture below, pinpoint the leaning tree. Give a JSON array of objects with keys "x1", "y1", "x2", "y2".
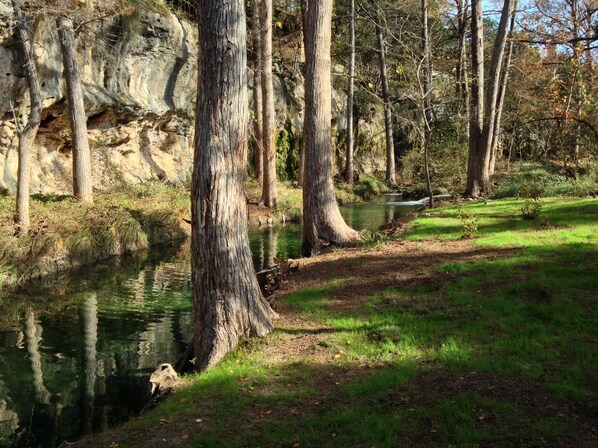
[{"x1": 191, "y1": 0, "x2": 277, "y2": 371}]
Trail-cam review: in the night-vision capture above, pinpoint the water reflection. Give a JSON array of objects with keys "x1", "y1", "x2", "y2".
[
  {"x1": 0, "y1": 247, "x2": 193, "y2": 447},
  {"x1": 0, "y1": 195, "x2": 425, "y2": 447}
]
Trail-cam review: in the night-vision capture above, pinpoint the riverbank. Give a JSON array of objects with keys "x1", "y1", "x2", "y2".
[
  {"x1": 0, "y1": 175, "x2": 390, "y2": 291},
  {"x1": 65, "y1": 196, "x2": 598, "y2": 447},
  {"x1": 0, "y1": 182, "x2": 191, "y2": 291}
]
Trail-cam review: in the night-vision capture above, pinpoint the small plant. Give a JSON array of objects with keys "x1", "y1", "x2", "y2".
[
  {"x1": 519, "y1": 181, "x2": 544, "y2": 220},
  {"x1": 454, "y1": 196, "x2": 480, "y2": 238},
  {"x1": 361, "y1": 229, "x2": 391, "y2": 248}
]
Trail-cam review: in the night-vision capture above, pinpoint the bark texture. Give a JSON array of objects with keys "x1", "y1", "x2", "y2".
[
  {"x1": 464, "y1": 0, "x2": 485, "y2": 197},
  {"x1": 375, "y1": 19, "x2": 396, "y2": 186},
  {"x1": 192, "y1": 0, "x2": 276, "y2": 372},
  {"x1": 345, "y1": 0, "x2": 355, "y2": 185},
  {"x1": 261, "y1": 0, "x2": 277, "y2": 207},
  {"x1": 57, "y1": 16, "x2": 94, "y2": 204},
  {"x1": 252, "y1": 0, "x2": 263, "y2": 183},
  {"x1": 302, "y1": 0, "x2": 361, "y2": 256},
  {"x1": 13, "y1": 0, "x2": 42, "y2": 232}
]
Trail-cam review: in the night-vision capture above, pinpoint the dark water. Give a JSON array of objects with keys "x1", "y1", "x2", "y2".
[{"x1": 0, "y1": 195, "x2": 423, "y2": 447}]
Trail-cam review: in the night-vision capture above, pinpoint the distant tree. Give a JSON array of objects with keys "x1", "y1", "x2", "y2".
[
  {"x1": 56, "y1": 15, "x2": 94, "y2": 203},
  {"x1": 302, "y1": 0, "x2": 361, "y2": 256},
  {"x1": 261, "y1": 0, "x2": 278, "y2": 207},
  {"x1": 375, "y1": 11, "x2": 397, "y2": 186},
  {"x1": 464, "y1": 0, "x2": 486, "y2": 197},
  {"x1": 465, "y1": 0, "x2": 516, "y2": 197},
  {"x1": 421, "y1": 0, "x2": 434, "y2": 207},
  {"x1": 12, "y1": 0, "x2": 42, "y2": 233},
  {"x1": 452, "y1": 0, "x2": 470, "y2": 117},
  {"x1": 192, "y1": 0, "x2": 276, "y2": 371},
  {"x1": 251, "y1": 0, "x2": 263, "y2": 184},
  {"x1": 345, "y1": 0, "x2": 356, "y2": 185},
  {"x1": 489, "y1": 2, "x2": 517, "y2": 174}
]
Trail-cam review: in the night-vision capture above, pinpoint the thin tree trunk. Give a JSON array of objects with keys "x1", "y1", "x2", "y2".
[
  {"x1": 192, "y1": 0, "x2": 276, "y2": 372},
  {"x1": 13, "y1": 0, "x2": 42, "y2": 233},
  {"x1": 57, "y1": 16, "x2": 93, "y2": 203},
  {"x1": 375, "y1": 19, "x2": 396, "y2": 186},
  {"x1": 480, "y1": 0, "x2": 515, "y2": 177},
  {"x1": 464, "y1": 0, "x2": 485, "y2": 197},
  {"x1": 302, "y1": 0, "x2": 361, "y2": 256},
  {"x1": 422, "y1": 0, "x2": 434, "y2": 208},
  {"x1": 261, "y1": 0, "x2": 277, "y2": 207},
  {"x1": 489, "y1": 1, "x2": 517, "y2": 175},
  {"x1": 345, "y1": 0, "x2": 355, "y2": 185},
  {"x1": 455, "y1": 0, "x2": 470, "y2": 117},
  {"x1": 252, "y1": 0, "x2": 264, "y2": 183}
]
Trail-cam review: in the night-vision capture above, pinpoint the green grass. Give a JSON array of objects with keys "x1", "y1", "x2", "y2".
[{"x1": 74, "y1": 196, "x2": 597, "y2": 447}]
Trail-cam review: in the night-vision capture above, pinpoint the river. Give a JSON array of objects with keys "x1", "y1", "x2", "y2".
[{"x1": 0, "y1": 195, "x2": 425, "y2": 447}]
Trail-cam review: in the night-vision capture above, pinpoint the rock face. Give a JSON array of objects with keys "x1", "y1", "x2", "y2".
[{"x1": 0, "y1": 2, "x2": 386, "y2": 195}]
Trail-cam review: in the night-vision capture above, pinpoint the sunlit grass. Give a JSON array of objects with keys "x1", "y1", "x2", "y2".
[{"x1": 84, "y1": 197, "x2": 597, "y2": 447}]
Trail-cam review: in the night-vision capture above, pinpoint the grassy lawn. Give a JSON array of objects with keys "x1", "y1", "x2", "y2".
[{"x1": 73, "y1": 197, "x2": 598, "y2": 447}]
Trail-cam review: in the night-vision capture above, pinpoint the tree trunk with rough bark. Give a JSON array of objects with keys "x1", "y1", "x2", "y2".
[
  {"x1": 302, "y1": 0, "x2": 361, "y2": 257},
  {"x1": 13, "y1": 0, "x2": 42, "y2": 233},
  {"x1": 375, "y1": 18, "x2": 396, "y2": 186},
  {"x1": 422, "y1": 0, "x2": 434, "y2": 208},
  {"x1": 345, "y1": 0, "x2": 355, "y2": 185},
  {"x1": 192, "y1": 0, "x2": 276, "y2": 372},
  {"x1": 261, "y1": 0, "x2": 277, "y2": 207},
  {"x1": 57, "y1": 16, "x2": 94, "y2": 204},
  {"x1": 252, "y1": 0, "x2": 263, "y2": 183},
  {"x1": 464, "y1": 0, "x2": 485, "y2": 197}
]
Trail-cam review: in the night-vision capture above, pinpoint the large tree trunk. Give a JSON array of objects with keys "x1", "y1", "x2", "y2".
[
  {"x1": 302, "y1": 0, "x2": 361, "y2": 256},
  {"x1": 57, "y1": 16, "x2": 94, "y2": 204},
  {"x1": 345, "y1": 0, "x2": 356, "y2": 185},
  {"x1": 421, "y1": 0, "x2": 434, "y2": 208},
  {"x1": 464, "y1": 0, "x2": 485, "y2": 197},
  {"x1": 480, "y1": 0, "x2": 515, "y2": 174},
  {"x1": 192, "y1": 0, "x2": 276, "y2": 372},
  {"x1": 261, "y1": 0, "x2": 277, "y2": 207},
  {"x1": 489, "y1": 2, "x2": 517, "y2": 175},
  {"x1": 13, "y1": 0, "x2": 42, "y2": 233},
  {"x1": 252, "y1": 0, "x2": 264, "y2": 183},
  {"x1": 375, "y1": 18, "x2": 396, "y2": 186}
]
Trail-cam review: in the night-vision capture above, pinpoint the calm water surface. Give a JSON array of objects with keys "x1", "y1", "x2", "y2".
[{"x1": 0, "y1": 195, "x2": 423, "y2": 447}]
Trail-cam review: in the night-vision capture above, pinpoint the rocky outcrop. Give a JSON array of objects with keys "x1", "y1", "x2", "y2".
[{"x1": 0, "y1": 2, "x2": 386, "y2": 195}]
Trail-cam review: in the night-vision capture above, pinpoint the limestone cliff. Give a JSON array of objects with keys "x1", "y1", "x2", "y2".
[{"x1": 0, "y1": 2, "x2": 385, "y2": 195}]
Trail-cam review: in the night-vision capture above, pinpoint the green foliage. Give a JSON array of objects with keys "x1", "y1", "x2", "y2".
[
  {"x1": 352, "y1": 173, "x2": 390, "y2": 201},
  {"x1": 519, "y1": 180, "x2": 544, "y2": 220},
  {"x1": 454, "y1": 196, "x2": 480, "y2": 238},
  {"x1": 399, "y1": 115, "x2": 469, "y2": 191},
  {"x1": 492, "y1": 162, "x2": 598, "y2": 199},
  {"x1": 275, "y1": 128, "x2": 296, "y2": 181}
]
